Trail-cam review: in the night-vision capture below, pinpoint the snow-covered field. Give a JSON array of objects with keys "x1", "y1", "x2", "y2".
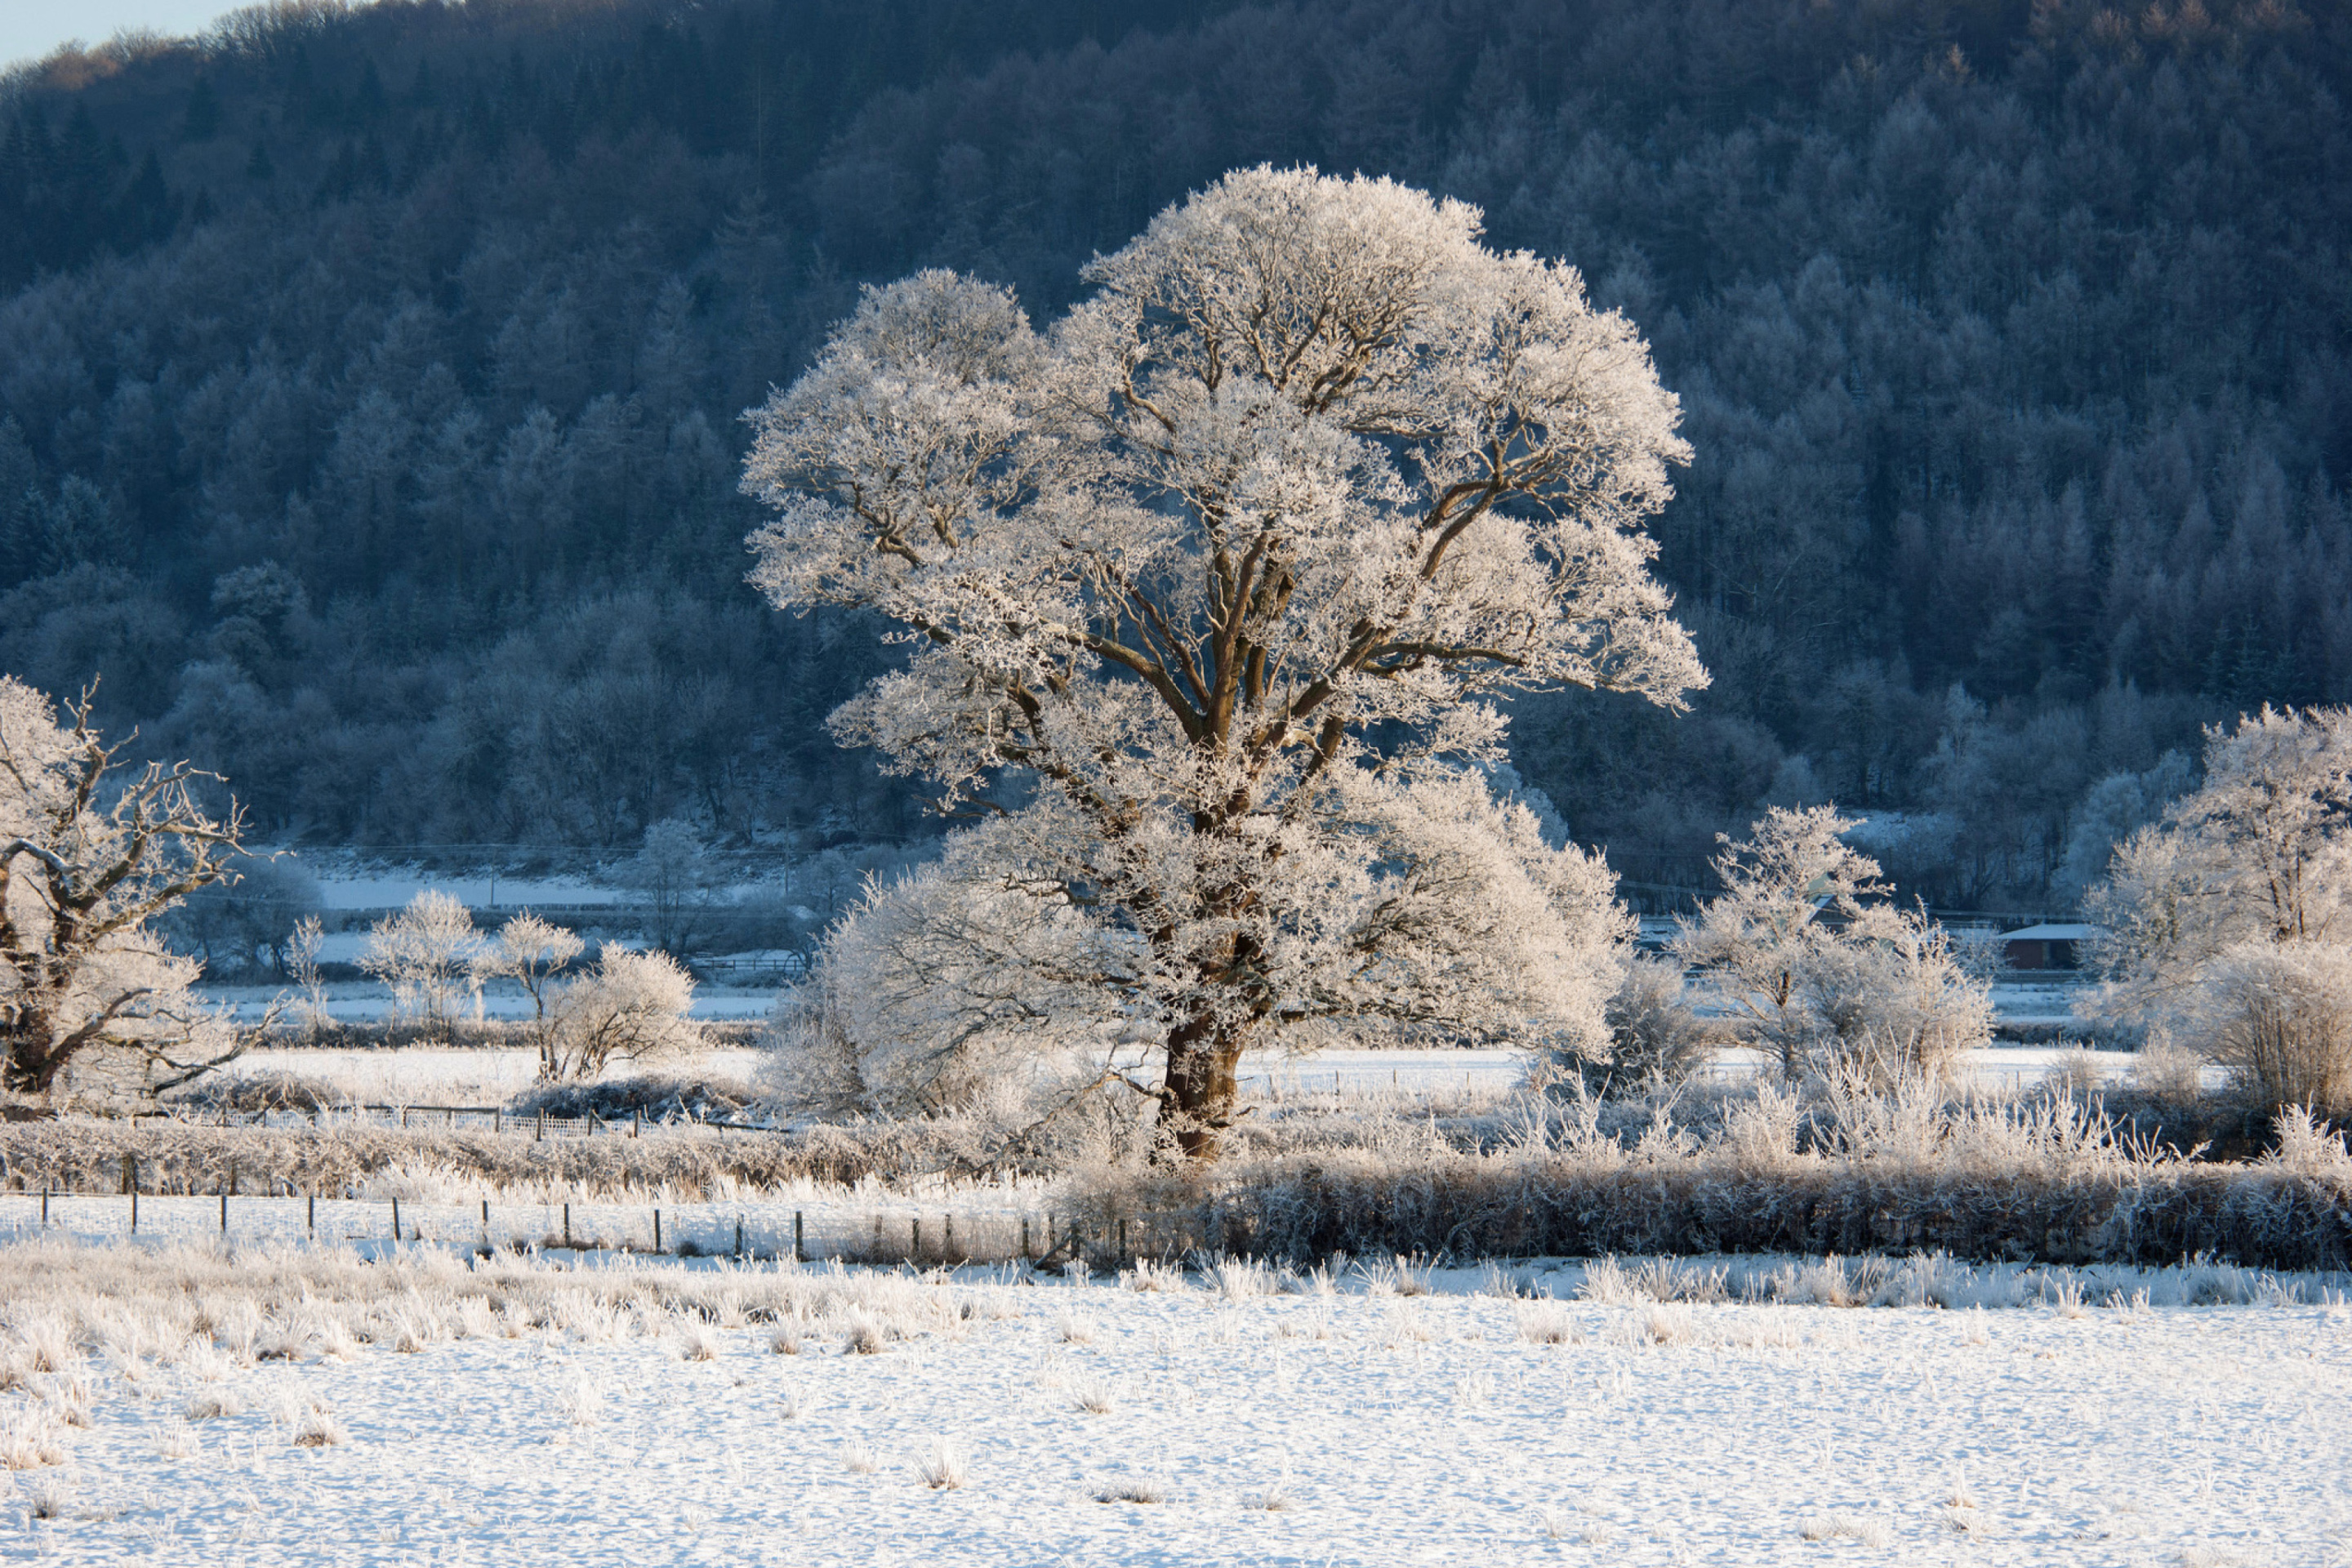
[
  {"x1": 1242, "y1": 1043, "x2": 2141, "y2": 1097},
  {"x1": 1, "y1": 1241, "x2": 2345, "y2": 1566},
  {"x1": 310, "y1": 871, "x2": 625, "y2": 911},
  {"x1": 191, "y1": 1041, "x2": 2148, "y2": 1113},
  {"x1": 1989, "y1": 978, "x2": 2088, "y2": 1027},
  {"x1": 204, "y1": 1048, "x2": 772, "y2": 1107}
]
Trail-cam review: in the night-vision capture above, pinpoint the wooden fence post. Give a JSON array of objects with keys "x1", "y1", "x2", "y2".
[
  {"x1": 793, "y1": 1211, "x2": 804, "y2": 1264},
  {"x1": 1021, "y1": 1215, "x2": 1030, "y2": 1259},
  {"x1": 911, "y1": 1216, "x2": 921, "y2": 1263},
  {"x1": 564, "y1": 1202, "x2": 572, "y2": 1248},
  {"x1": 307, "y1": 1194, "x2": 315, "y2": 1234},
  {"x1": 734, "y1": 1217, "x2": 744, "y2": 1259},
  {"x1": 219, "y1": 1189, "x2": 228, "y2": 1234},
  {"x1": 653, "y1": 1209, "x2": 662, "y2": 1252},
  {"x1": 391, "y1": 1197, "x2": 401, "y2": 1243}
]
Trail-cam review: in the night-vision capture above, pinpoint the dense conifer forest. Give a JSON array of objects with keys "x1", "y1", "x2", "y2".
[{"x1": 1, "y1": 0, "x2": 2344, "y2": 908}]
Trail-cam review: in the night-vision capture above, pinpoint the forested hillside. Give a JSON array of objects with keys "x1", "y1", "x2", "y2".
[{"x1": 1, "y1": 0, "x2": 2345, "y2": 908}]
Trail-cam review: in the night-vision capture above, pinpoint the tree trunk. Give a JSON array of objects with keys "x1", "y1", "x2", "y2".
[
  {"x1": 2, "y1": 1012, "x2": 62, "y2": 1097},
  {"x1": 1160, "y1": 1014, "x2": 1246, "y2": 1160}
]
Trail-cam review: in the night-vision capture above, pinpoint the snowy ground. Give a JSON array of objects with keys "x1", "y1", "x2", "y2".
[
  {"x1": 203, "y1": 982, "x2": 2097, "y2": 1034},
  {"x1": 1241, "y1": 1044, "x2": 2142, "y2": 1098},
  {"x1": 202, "y1": 1048, "x2": 772, "y2": 1107},
  {"x1": 310, "y1": 871, "x2": 625, "y2": 911},
  {"x1": 2, "y1": 1243, "x2": 2345, "y2": 1566},
  {"x1": 189, "y1": 1041, "x2": 2154, "y2": 1115},
  {"x1": 1988, "y1": 977, "x2": 2093, "y2": 1028}
]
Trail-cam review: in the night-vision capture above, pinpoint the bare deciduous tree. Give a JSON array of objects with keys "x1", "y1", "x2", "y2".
[
  {"x1": 471, "y1": 911, "x2": 584, "y2": 1079},
  {"x1": 357, "y1": 889, "x2": 479, "y2": 1039},
  {"x1": 744, "y1": 168, "x2": 1704, "y2": 1156},
  {"x1": 544, "y1": 948, "x2": 698, "y2": 1080},
  {"x1": 1, "y1": 677, "x2": 248, "y2": 1102},
  {"x1": 623, "y1": 817, "x2": 713, "y2": 956}
]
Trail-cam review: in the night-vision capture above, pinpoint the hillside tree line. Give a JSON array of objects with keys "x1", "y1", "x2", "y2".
[{"x1": 0, "y1": 0, "x2": 2344, "y2": 911}]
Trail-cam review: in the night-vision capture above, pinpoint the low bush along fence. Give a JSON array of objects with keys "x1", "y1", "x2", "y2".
[{"x1": 2, "y1": 1089, "x2": 2346, "y2": 1272}]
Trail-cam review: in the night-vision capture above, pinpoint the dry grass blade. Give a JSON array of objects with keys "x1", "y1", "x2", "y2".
[{"x1": 916, "y1": 1438, "x2": 969, "y2": 1490}]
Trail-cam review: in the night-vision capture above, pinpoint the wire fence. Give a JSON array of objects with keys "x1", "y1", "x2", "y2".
[
  {"x1": 128, "y1": 1105, "x2": 724, "y2": 1138},
  {"x1": 0, "y1": 1191, "x2": 1128, "y2": 1269}
]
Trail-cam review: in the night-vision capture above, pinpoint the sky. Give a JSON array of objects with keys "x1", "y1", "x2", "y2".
[{"x1": 1, "y1": 0, "x2": 246, "y2": 72}]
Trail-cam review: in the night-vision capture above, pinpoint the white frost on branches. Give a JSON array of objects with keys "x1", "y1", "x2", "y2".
[
  {"x1": 763, "y1": 817, "x2": 1138, "y2": 1123},
  {"x1": 357, "y1": 890, "x2": 480, "y2": 1038},
  {"x1": 743, "y1": 168, "x2": 1704, "y2": 1152},
  {"x1": 1676, "y1": 806, "x2": 1992, "y2": 1084},
  {"x1": 543, "y1": 948, "x2": 699, "y2": 1080},
  {"x1": 471, "y1": 912, "x2": 584, "y2": 1079},
  {"x1": 2082, "y1": 705, "x2": 2352, "y2": 1109},
  {"x1": 0, "y1": 676, "x2": 249, "y2": 1104}
]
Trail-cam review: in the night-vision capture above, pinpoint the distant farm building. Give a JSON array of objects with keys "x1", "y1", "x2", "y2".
[{"x1": 2002, "y1": 923, "x2": 2100, "y2": 971}]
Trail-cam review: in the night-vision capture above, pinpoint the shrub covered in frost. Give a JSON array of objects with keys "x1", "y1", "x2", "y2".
[
  {"x1": 1675, "y1": 807, "x2": 1993, "y2": 1084},
  {"x1": 544, "y1": 950, "x2": 699, "y2": 1080},
  {"x1": 2194, "y1": 940, "x2": 2352, "y2": 1115}
]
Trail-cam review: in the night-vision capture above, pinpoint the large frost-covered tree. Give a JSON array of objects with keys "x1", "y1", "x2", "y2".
[
  {"x1": 1, "y1": 677, "x2": 247, "y2": 1101},
  {"x1": 744, "y1": 169, "x2": 1706, "y2": 1155}
]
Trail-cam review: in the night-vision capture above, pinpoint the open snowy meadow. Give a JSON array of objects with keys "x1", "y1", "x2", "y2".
[
  {"x1": 189, "y1": 1039, "x2": 2137, "y2": 1114},
  {"x1": 2, "y1": 1238, "x2": 2346, "y2": 1567}
]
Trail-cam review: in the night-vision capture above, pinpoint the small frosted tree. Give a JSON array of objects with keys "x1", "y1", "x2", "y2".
[
  {"x1": 358, "y1": 889, "x2": 479, "y2": 1038},
  {"x1": 1, "y1": 677, "x2": 248, "y2": 1101},
  {"x1": 284, "y1": 913, "x2": 331, "y2": 1039},
  {"x1": 624, "y1": 817, "x2": 713, "y2": 956},
  {"x1": 471, "y1": 912, "x2": 584, "y2": 1079},
  {"x1": 1677, "y1": 805, "x2": 1990, "y2": 1082},
  {"x1": 2192, "y1": 941, "x2": 2352, "y2": 1113},
  {"x1": 743, "y1": 167, "x2": 1704, "y2": 1155},
  {"x1": 1788, "y1": 909, "x2": 1994, "y2": 1085},
  {"x1": 544, "y1": 948, "x2": 698, "y2": 1080},
  {"x1": 1674, "y1": 805, "x2": 1885, "y2": 1076},
  {"x1": 2082, "y1": 706, "x2": 2352, "y2": 1107}
]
